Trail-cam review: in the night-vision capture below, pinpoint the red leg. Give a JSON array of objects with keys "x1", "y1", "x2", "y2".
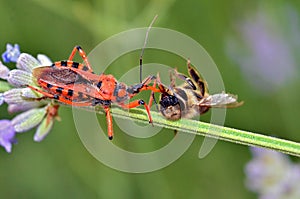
[
  {"x1": 119, "y1": 99, "x2": 153, "y2": 124},
  {"x1": 68, "y1": 46, "x2": 92, "y2": 71},
  {"x1": 104, "y1": 107, "x2": 113, "y2": 140},
  {"x1": 148, "y1": 78, "x2": 156, "y2": 108},
  {"x1": 27, "y1": 85, "x2": 93, "y2": 106},
  {"x1": 148, "y1": 72, "x2": 166, "y2": 108},
  {"x1": 46, "y1": 104, "x2": 60, "y2": 125},
  {"x1": 135, "y1": 75, "x2": 161, "y2": 93}
]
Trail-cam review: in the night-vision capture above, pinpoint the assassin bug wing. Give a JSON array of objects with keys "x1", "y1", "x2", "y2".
[
  {"x1": 198, "y1": 92, "x2": 244, "y2": 108},
  {"x1": 33, "y1": 66, "x2": 82, "y2": 85},
  {"x1": 186, "y1": 59, "x2": 208, "y2": 97},
  {"x1": 57, "y1": 83, "x2": 108, "y2": 102},
  {"x1": 32, "y1": 66, "x2": 98, "y2": 86},
  {"x1": 51, "y1": 61, "x2": 103, "y2": 83},
  {"x1": 32, "y1": 66, "x2": 107, "y2": 100}
]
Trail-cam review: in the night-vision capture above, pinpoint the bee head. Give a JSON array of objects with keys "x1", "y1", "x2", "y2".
[{"x1": 159, "y1": 93, "x2": 181, "y2": 120}]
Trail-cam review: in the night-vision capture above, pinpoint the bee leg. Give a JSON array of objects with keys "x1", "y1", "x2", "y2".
[
  {"x1": 169, "y1": 69, "x2": 177, "y2": 88},
  {"x1": 171, "y1": 64, "x2": 197, "y2": 90}
]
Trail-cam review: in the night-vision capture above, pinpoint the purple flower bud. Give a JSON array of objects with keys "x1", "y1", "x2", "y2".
[
  {"x1": 0, "y1": 120, "x2": 16, "y2": 153},
  {"x1": 8, "y1": 103, "x2": 42, "y2": 113},
  {"x1": 225, "y1": 5, "x2": 299, "y2": 93},
  {"x1": 7, "y1": 69, "x2": 34, "y2": 87},
  {"x1": 21, "y1": 87, "x2": 41, "y2": 98},
  {"x1": 0, "y1": 61, "x2": 10, "y2": 80},
  {"x1": 246, "y1": 147, "x2": 300, "y2": 198},
  {"x1": 4, "y1": 88, "x2": 30, "y2": 104},
  {"x1": 34, "y1": 116, "x2": 54, "y2": 142},
  {"x1": 37, "y1": 54, "x2": 52, "y2": 66},
  {"x1": 1, "y1": 44, "x2": 21, "y2": 63},
  {"x1": 3, "y1": 88, "x2": 45, "y2": 113},
  {"x1": 0, "y1": 44, "x2": 56, "y2": 150},
  {"x1": 16, "y1": 53, "x2": 41, "y2": 72},
  {"x1": 0, "y1": 93, "x2": 3, "y2": 106},
  {"x1": 12, "y1": 107, "x2": 47, "y2": 133}
]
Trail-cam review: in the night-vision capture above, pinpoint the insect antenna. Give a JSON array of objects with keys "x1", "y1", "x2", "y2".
[{"x1": 139, "y1": 14, "x2": 158, "y2": 83}]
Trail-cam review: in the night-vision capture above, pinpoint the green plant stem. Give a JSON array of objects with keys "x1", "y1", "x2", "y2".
[{"x1": 108, "y1": 107, "x2": 300, "y2": 157}]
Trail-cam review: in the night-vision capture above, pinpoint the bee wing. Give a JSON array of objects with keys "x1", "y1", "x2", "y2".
[{"x1": 199, "y1": 92, "x2": 243, "y2": 108}]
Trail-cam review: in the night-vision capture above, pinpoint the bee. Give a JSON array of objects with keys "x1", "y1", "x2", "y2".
[{"x1": 154, "y1": 59, "x2": 243, "y2": 120}]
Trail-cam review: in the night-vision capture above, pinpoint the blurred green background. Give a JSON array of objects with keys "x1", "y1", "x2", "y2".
[{"x1": 1, "y1": 0, "x2": 300, "y2": 198}]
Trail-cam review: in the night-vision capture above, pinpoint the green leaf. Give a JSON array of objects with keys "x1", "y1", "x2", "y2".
[{"x1": 0, "y1": 81, "x2": 12, "y2": 92}]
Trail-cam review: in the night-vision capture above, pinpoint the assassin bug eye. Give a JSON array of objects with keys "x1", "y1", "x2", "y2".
[{"x1": 96, "y1": 81, "x2": 102, "y2": 89}]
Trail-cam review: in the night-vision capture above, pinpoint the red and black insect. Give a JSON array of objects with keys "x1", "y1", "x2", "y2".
[{"x1": 28, "y1": 46, "x2": 160, "y2": 139}]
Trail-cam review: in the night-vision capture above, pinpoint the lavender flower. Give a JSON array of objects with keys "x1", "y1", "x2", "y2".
[
  {"x1": 0, "y1": 93, "x2": 3, "y2": 106},
  {"x1": 0, "y1": 43, "x2": 60, "y2": 152},
  {"x1": 0, "y1": 61, "x2": 10, "y2": 79},
  {"x1": 11, "y1": 104, "x2": 59, "y2": 142},
  {"x1": 0, "y1": 120, "x2": 17, "y2": 153},
  {"x1": 226, "y1": 4, "x2": 299, "y2": 93},
  {"x1": 12, "y1": 107, "x2": 48, "y2": 133},
  {"x1": 2, "y1": 54, "x2": 48, "y2": 113},
  {"x1": 2, "y1": 44, "x2": 21, "y2": 63},
  {"x1": 245, "y1": 147, "x2": 300, "y2": 199}
]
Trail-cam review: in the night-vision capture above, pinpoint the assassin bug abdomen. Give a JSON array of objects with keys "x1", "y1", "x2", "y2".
[{"x1": 28, "y1": 46, "x2": 160, "y2": 139}]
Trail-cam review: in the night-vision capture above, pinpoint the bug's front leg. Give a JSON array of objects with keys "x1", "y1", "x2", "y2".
[
  {"x1": 119, "y1": 99, "x2": 153, "y2": 125},
  {"x1": 130, "y1": 75, "x2": 161, "y2": 94},
  {"x1": 148, "y1": 73, "x2": 165, "y2": 110}
]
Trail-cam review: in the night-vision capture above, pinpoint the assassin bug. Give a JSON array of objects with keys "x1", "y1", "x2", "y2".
[
  {"x1": 149, "y1": 59, "x2": 243, "y2": 120},
  {"x1": 28, "y1": 46, "x2": 160, "y2": 140},
  {"x1": 27, "y1": 18, "x2": 161, "y2": 140}
]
